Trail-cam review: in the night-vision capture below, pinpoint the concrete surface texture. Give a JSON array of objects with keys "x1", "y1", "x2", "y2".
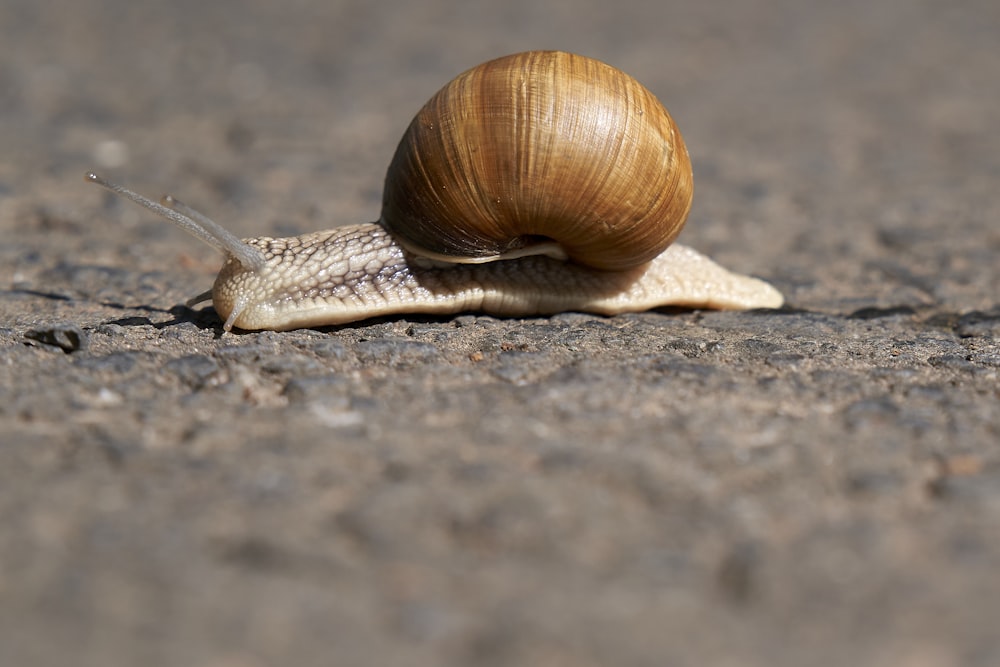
[{"x1": 1, "y1": 0, "x2": 999, "y2": 665}]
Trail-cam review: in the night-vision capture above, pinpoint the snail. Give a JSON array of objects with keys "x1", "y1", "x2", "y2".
[{"x1": 86, "y1": 50, "x2": 783, "y2": 332}]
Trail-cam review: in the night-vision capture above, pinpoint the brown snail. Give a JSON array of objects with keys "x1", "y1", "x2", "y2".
[{"x1": 87, "y1": 50, "x2": 783, "y2": 332}]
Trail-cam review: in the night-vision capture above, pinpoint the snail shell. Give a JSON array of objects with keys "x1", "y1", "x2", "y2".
[
  {"x1": 86, "y1": 51, "x2": 782, "y2": 332},
  {"x1": 381, "y1": 50, "x2": 693, "y2": 270}
]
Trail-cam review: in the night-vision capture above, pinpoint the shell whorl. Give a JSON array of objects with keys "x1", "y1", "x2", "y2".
[{"x1": 379, "y1": 50, "x2": 694, "y2": 271}]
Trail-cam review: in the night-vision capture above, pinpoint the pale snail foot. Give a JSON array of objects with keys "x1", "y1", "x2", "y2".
[
  {"x1": 613, "y1": 243, "x2": 785, "y2": 312},
  {"x1": 210, "y1": 225, "x2": 783, "y2": 332}
]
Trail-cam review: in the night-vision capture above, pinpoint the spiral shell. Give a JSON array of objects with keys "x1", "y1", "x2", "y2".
[{"x1": 379, "y1": 50, "x2": 694, "y2": 271}]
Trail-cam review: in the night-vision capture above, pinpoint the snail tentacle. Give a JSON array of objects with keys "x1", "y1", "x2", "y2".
[{"x1": 85, "y1": 172, "x2": 267, "y2": 272}]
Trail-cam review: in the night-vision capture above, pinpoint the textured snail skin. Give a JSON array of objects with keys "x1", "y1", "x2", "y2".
[{"x1": 210, "y1": 224, "x2": 783, "y2": 332}]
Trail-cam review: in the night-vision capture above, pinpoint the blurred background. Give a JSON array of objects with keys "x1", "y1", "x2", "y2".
[
  {"x1": 3, "y1": 0, "x2": 997, "y2": 311},
  {"x1": 2, "y1": 2, "x2": 999, "y2": 666}
]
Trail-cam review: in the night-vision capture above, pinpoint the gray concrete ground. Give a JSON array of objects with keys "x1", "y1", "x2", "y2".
[{"x1": 1, "y1": 1, "x2": 999, "y2": 665}]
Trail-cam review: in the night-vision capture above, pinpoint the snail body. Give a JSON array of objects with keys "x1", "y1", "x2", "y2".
[{"x1": 87, "y1": 51, "x2": 782, "y2": 332}]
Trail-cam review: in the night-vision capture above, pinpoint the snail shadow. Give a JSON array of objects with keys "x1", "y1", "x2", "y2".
[
  {"x1": 650, "y1": 303, "x2": 808, "y2": 318},
  {"x1": 102, "y1": 304, "x2": 231, "y2": 337},
  {"x1": 99, "y1": 298, "x2": 984, "y2": 336},
  {"x1": 103, "y1": 304, "x2": 464, "y2": 336},
  {"x1": 139, "y1": 303, "x2": 809, "y2": 335},
  {"x1": 4, "y1": 287, "x2": 222, "y2": 334}
]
